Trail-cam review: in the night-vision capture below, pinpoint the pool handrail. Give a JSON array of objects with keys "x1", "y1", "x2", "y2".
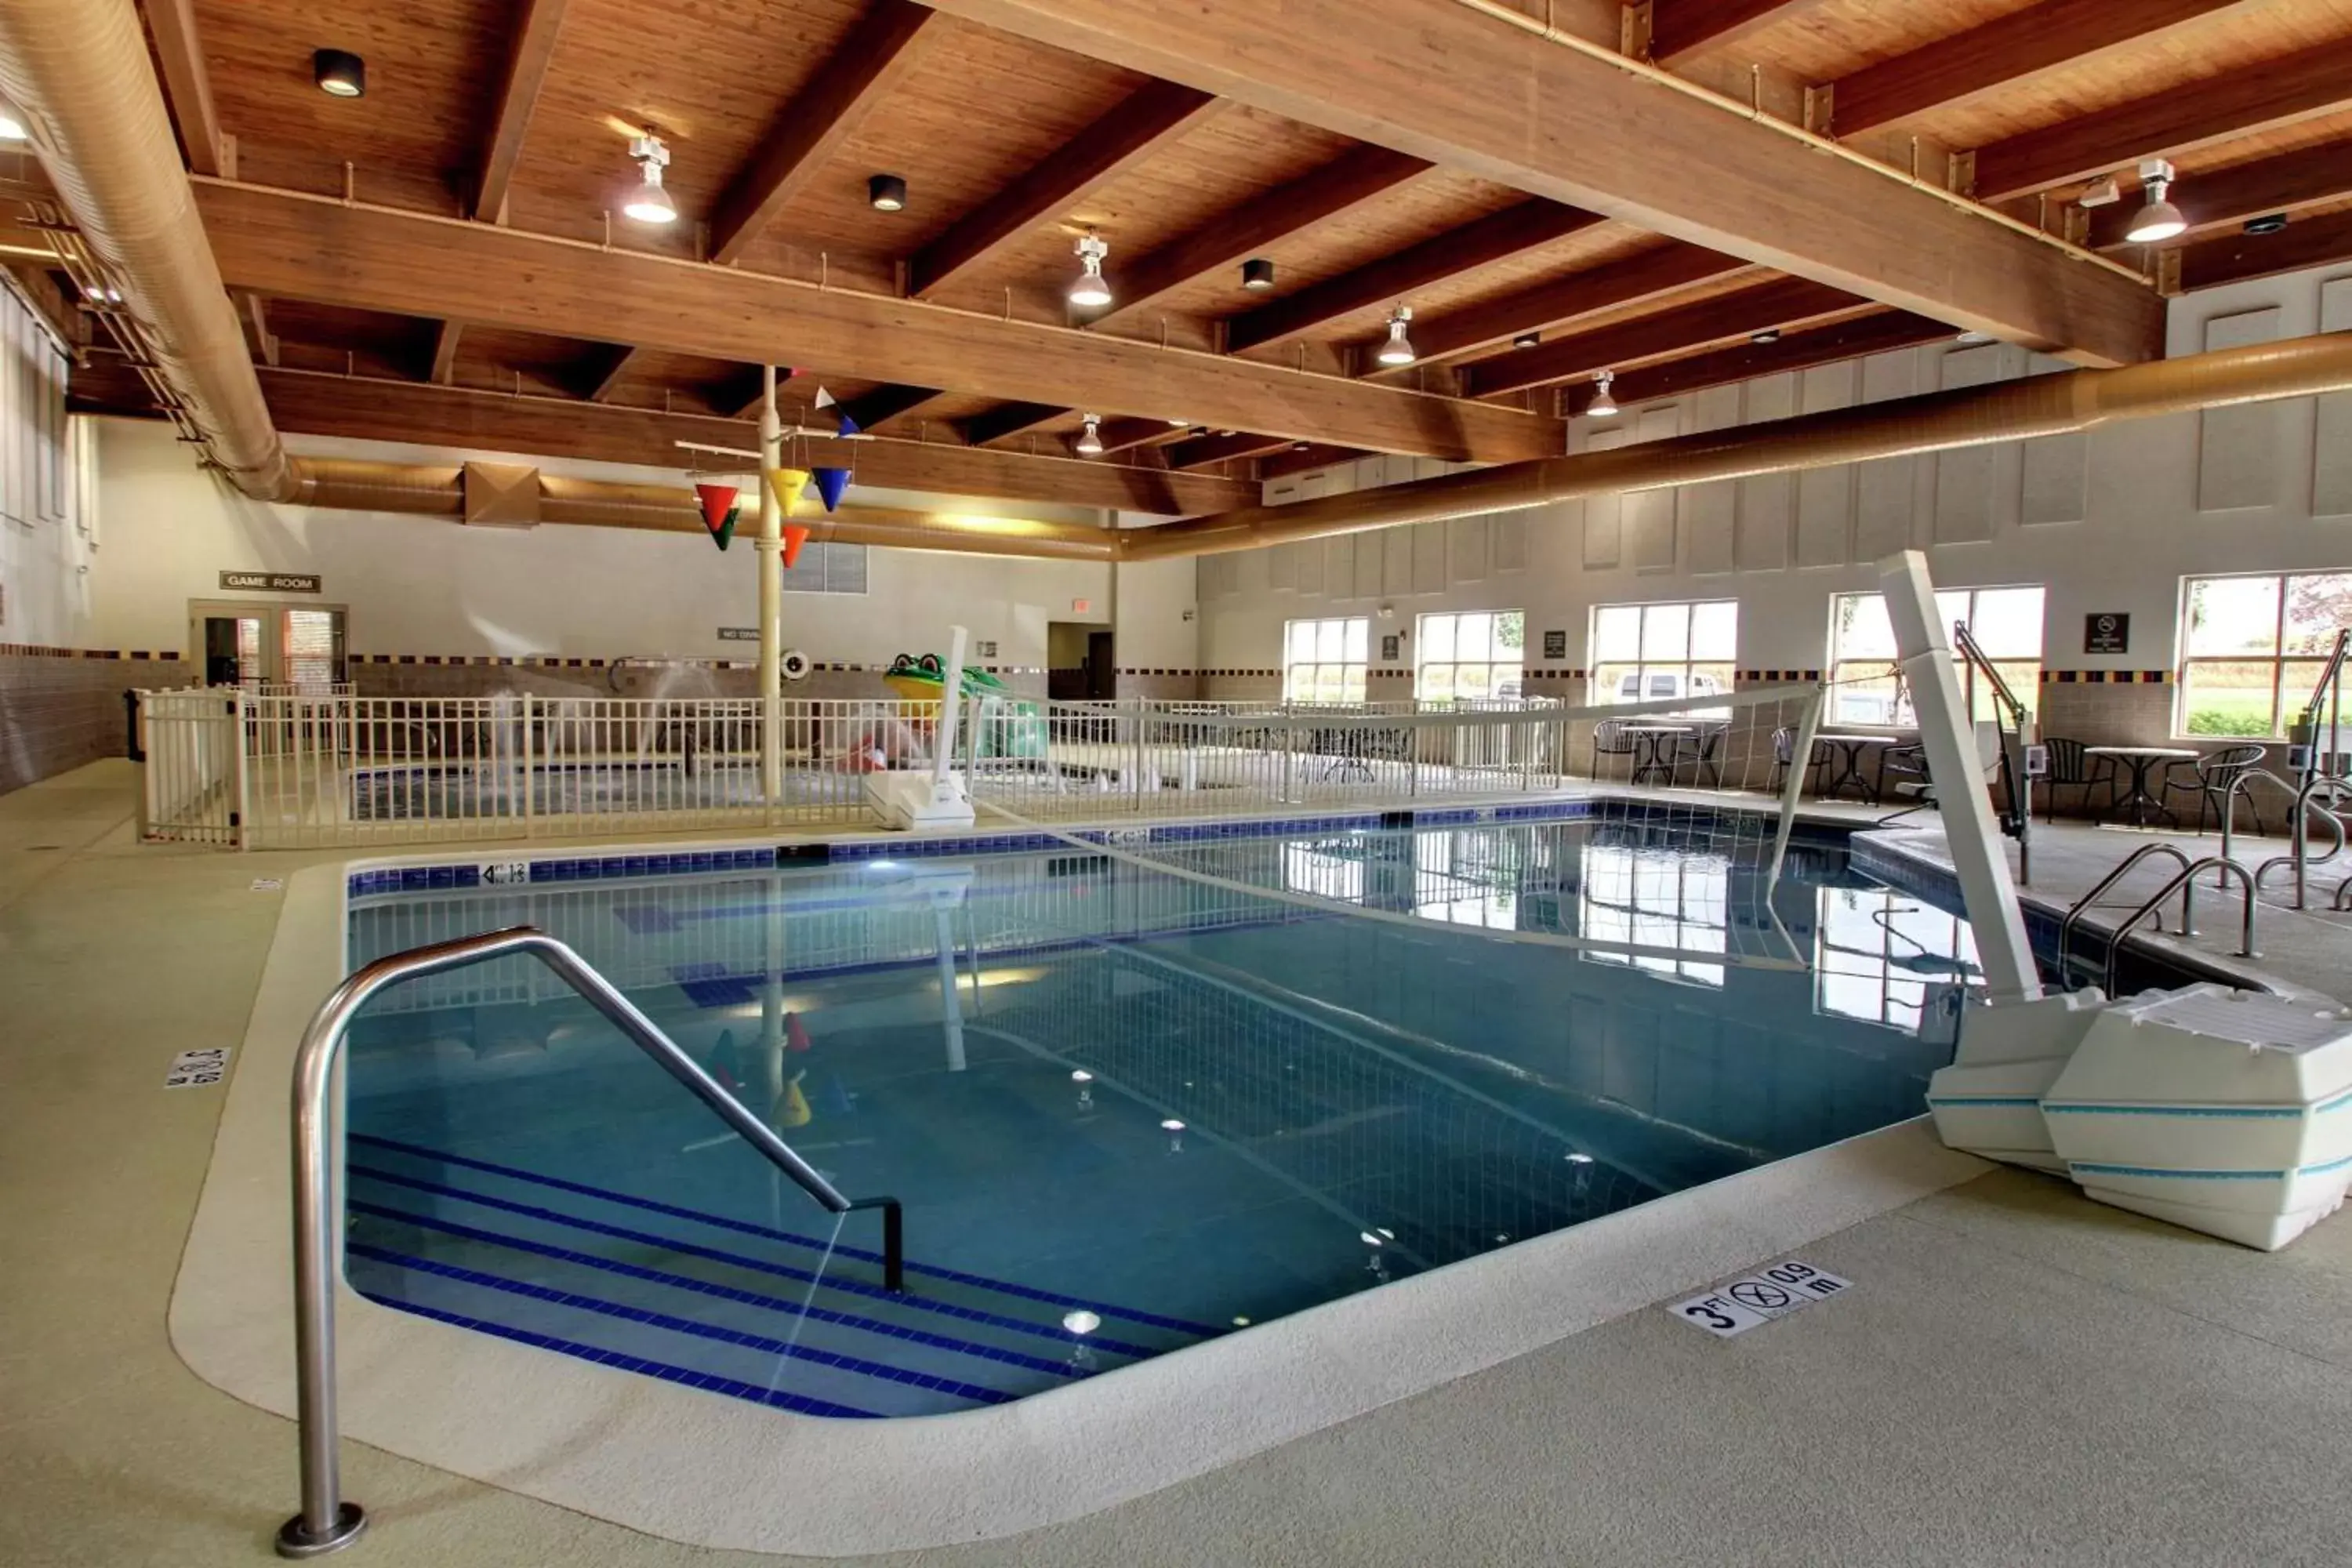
[
  {"x1": 276, "y1": 925, "x2": 903, "y2": 1559},
  {"x1": 2056, "y1": 842, "x2": 2198, "y2": 982},
  {"x1": 2103, "y1": 858, "x2": 2259, "y2": 993}
]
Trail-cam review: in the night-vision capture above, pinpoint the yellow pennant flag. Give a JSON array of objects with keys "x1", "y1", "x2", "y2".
[{"x1": 766, "y1": 467, "x2": 811, "y2": 518}]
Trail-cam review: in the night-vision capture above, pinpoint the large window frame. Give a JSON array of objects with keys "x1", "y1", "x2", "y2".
[
  {"x1": 1589, "y1": 599, "x2": 1737, "y2": 709},
  {"x1": 1283, "y1": 615, "x2": 1370, "y2": 703},
  {"x1": 2177, "y1": 571, "x2": 2352, "y2": 739},
  {"x1": 1415, "y1": 609, "x2": 1524, "y2": 705},
  {"x1": 1828, "y1": 586, "x2": 2044, "y2": 728}
]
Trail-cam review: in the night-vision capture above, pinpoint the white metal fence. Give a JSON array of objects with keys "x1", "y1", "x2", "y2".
[{"x1": 134, "y1": 688, "x2": 1655, "y2": 851}]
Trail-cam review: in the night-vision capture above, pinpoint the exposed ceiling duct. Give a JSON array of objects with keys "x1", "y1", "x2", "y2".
[{"x1": 1116, "y1": 329, "x2": 2352, "y2": 561}]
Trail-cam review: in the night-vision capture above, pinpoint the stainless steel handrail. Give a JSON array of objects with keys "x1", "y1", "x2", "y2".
[
  {"x1": 276, "y1": 926, "x2": 903, "y2": 1559},
  {"x1": 2238, "y1": 766, "x2": 2352, "y2": 908},
  {"x1": 2056, "y1": 842, "x2": 2199, "y2": 982},
  {"x1": 2105, "y1": 858, "x2": 2259, "y2": 993}
]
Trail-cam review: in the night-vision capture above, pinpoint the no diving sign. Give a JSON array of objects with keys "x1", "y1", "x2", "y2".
[{"x1": 1670, "y1": 1258, "x2": 1854, "y2": 1338}]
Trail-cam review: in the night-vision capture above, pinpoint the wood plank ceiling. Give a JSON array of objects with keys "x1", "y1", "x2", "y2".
[{"x1": 29, "y1": 0, "x2": 2352, "y2": 508}]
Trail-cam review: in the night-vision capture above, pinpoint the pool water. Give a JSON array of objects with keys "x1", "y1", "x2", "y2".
[{"x1": 340, "y1": 815, "x2": 2032, "y2": 1417}]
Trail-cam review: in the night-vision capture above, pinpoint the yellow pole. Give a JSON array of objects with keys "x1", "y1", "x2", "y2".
[{"x1": 758, "y1": 366, "x2": 782, "y2": 804}]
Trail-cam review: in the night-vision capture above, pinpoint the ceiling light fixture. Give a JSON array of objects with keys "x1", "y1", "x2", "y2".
[
  {"x1": 1587, "y1": 369, "x2": 1618, "y2": 419},
  {"x1": 1069, "y1": 230, "x2": 1112, "y2": 309},
  {"x1": 1375, "y1": 304, "x2": 1417, "y2": 367},
  {"x1": 1166, "y1": 416, "x2": 1189, "y2": 426},
  {"x1": 1290, "y1": 441, "x2": 1311, "y2": 451},
  {"x1": 2125, "y1": 158, "x2": 2187, "y2": 244},
  {"x1": 622, "y1": 132, "x2": 677, "y2": 225},
  {"x1": 1513, "y1": 331, "x2": 1540, "y2": 350},
  {"x1": 1075, "y1": 413, "x2": 1104, "y2": 456},
  {"x1": 313, "y1": 49, "x2": 365, "y2": 99},
  {"x1": 2245, "y1": 212, "x2": 2289, "y2": 236},
  {"x1": 1750, "y1": 328, "x2": 1781, "y2": 345},
  {"x1": 867, "y1": 173, "x2": 906, "y2": 212},
  {"x1": 1240, "y1": 256, "x2": 1276, "y2": 291}
]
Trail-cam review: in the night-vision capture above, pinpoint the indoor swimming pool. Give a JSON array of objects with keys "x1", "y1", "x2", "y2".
[{"x1": 336, "y1": 809, "x2": 2188, "y2": 1420}]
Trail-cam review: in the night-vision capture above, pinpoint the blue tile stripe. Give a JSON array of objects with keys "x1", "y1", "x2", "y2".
[
  {"x1": 347, "y1": 1160, "x2": 1170, "y2": 1356},
  {"x1": 352, "y1": 1198, "x2": 1098, "y2": 1381},
  {"x1": 1924, "y1": 1095, "x2": 2044, "y2": 1108},
  {"x1": 350, "y1": 1133, "x2": 1223, "y2": 1338},
  {"x1": 2071, "y1": 1153, "x2": 2352, "y2": 1181},
  {"x1": 2043, "y1": 1102, "x2": 2307, "y2": 1119},
  {"x1": 346, "y1": 1277, "x2": 882, "y2": 1419},
  {"x1": 348, "y1": 1243, "x2": 1014, "y2": 1407}
]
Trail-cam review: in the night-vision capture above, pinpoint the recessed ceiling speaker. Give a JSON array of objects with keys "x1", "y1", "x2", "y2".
[
  {"x1": 314, "y1": 49, "x2": 365, "y2": 98},
  {"x1": 2244, "y1": 212, "x2": 2289, "y2": 235}
]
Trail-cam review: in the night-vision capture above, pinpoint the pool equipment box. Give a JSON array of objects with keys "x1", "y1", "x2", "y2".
[
  {"x1": 2044, "y1": 986, "x2": 2352, "y2": 1250},
  {"x1": 1926, "y1": 989, "x2": 2109, "y2": 1173}
]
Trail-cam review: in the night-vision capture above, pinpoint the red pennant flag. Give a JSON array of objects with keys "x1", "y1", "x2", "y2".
[
  {"x1": 785, "y1": 1011, "x2": 812, "y2": 1052},
  {"x1": 782, "y1": 523, "x2": 811, "y2": 568},
  {"x1": 694, "y1": 484, "x2": 739, "y2": 550}
]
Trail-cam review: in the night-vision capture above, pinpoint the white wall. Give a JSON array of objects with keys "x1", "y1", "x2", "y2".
[
  {"x1": 1201, "y1": 261, "x2": 2352, "y2": 703},
  {"x1": 88, "y1": 418, "x2": 1144, "y2": 670},
  {"x1": 0, "y1": 278, "x2": 88, "y2": 646}
]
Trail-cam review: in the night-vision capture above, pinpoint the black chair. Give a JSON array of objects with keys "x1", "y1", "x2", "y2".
[
  {"x1": 2037, "y1": 737, "x2": 2115, "y2": 822},
  {"x1": 1768, "y1": 726, "x2": 1831, "y2": 793},
  {"x1": 1671, "y1": 723, "x2": 1726, "y2": 787},
  {"x1": 1590, "y1": 717, "x2": 1638, "y2": 780},
  {"x1": 1878, "y1": 743, "x2": 1929, "y2": 817},
  {"x1": 2161, "y1": 742, "x2": 2267, "y2": 835}
]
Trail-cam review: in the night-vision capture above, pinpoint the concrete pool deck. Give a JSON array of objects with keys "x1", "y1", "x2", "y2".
[{"x1": 6, "y1": 761, "x2": 2352, "y2": 1566}]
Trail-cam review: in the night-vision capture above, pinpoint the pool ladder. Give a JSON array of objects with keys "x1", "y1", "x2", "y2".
[
  {"x1": 2057, "y1": 844, "x2": 2258, "y2": 993},
  {"x1": 275, "y1": 927, "x2": 905, "y2": 1559}
]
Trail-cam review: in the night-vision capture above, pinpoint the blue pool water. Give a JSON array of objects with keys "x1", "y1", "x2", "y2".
[{"x1": 339, "y1": 811, "x2": 2180, "y2": 1418}]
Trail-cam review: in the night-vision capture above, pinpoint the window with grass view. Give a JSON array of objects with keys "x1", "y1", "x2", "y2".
[
  {"x1": 1283, "y1": 616, "x2": 1369, "y2": 703},
  {"x1": 1416, "y1": 609, "x2": 1523, "y2": 702},
  {"x1": 1828, "y1": 586, "x2": 2042, "y2": 728},
  {"x1": 2178, "y1": 572, "x2": 2352, "y2": 737},
  {"x1": 1590, "y1": 599, "x2": 1736, "y2": 707}
]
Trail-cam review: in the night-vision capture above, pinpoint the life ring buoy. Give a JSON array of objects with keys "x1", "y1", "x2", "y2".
[{"x1": 781, "y1": 648, "x2": 811, "y2": 681}]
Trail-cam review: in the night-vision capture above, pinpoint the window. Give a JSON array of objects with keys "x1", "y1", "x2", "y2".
[
  {"x1": 1815, "y1": 887, "x2": 1977, "y2": 1032},
  {"x1": 781, "y1": 540, "x2": 867, "y2": 594},
  {"x1": 2179, "y1": 572, "x2": 2352, "y2": 738},
  {"x1": 1589, "y1": 599, "x2": 1734, "y2": 710},
  {"x1": 1413, "y1": 829, "x2": 1519, "y2": 928},
  {"x1": 1417, "y1": 609, "x2": 1523, "y2": 703},
  {"x1": 1580, "y1": 839, "x2": 1726, "y2": 987},
  {"x1": 1284, "y1": 616, "x2": 1369, "y2": 702},
  {"x1": 1828, "y1": 586, "x2": 2043, "y2": 727}
]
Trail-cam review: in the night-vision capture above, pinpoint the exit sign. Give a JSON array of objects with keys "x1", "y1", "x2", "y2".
[{"x1": 1071, "y1": 598, "x2": 1091, "y2": 614}]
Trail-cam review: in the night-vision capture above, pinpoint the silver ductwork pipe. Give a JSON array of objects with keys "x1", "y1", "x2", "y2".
[{"x1": 0, "y1": 0, "x2": 292, "y2": 500}]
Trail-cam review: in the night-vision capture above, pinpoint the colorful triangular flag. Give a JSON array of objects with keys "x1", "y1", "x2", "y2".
[
  {"x1": 811, "y1": 386, "x2": 837, "y2": 410},
  {"x1": 766, "y1": 467, "x2": 811, "y2": 518},
  {"x1": 782, "y1": 523, "x2": 810, "y2": 568},
  {"x1": 833, "y1": 408, "x2": 862, "y2": 437},
  {"x1": 694, "y1": 483, "x2": 739, "y2": 551},
  {"x1": 811, "y1": 466, "x2": 850, "y2": 513}
]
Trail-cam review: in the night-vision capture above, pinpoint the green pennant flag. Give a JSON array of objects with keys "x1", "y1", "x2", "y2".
[{"x1": 712, "y1": 503, "x2": 740, "y2": 552}]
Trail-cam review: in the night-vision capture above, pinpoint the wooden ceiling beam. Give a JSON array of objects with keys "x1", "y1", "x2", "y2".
[
  {"x1": 426, "y1": 320, "x2": 463, "y2": 384},
  {"x1": 1650, "y1": 1, "x2": 1833, "y2": 66},
  {"x1": 710, "y1": 0, "x2": 938, "y2": 266},
  {"x1": 1093, "y1": 144, "x2": 1432, "y2": 325},
  {"x1": 960, "y1": 401, "x2": 1068, "y2": 447},
  {"x1": 924, "y1": 0, "x2": 2165, "y2": 365},
  {"x1": 839, "y1": 383, "x2": 946, "y2": 431},
  {"x1": 190, "y1": 180, "x2": 1563, "y2": 463},
  {"x1": 237, "y1": 291, "x2": 279, "y2": 368},
  {"x1": 2089, "y1": 139, "x2": 2352, "y2": 250},
  {"x1": 1164, "y1": 430, "x2": 1294, "y2": 469},
  {"x1": 473, "y1": 0, "x2": 572, "y2": 225},
  {"x1": 1224, "y1": 199, "x2": 1602, "y2": 354},
  {"x1": 68, "y1": 355, "x2": 1256, "y2": 515},
  {"x1": 909, "y1": 78, "x2": 1219, "y2": 299},
  {"x1": 1460, "y1": 277, "x2": 1871, "y2": 397},
  {"x1": 141, "y1": 0, "x2": 225, "y2": 176},
  {"x1": 2176, "y1": 208, "x2": 2352, "y2": 293},
  {"x1": 1971, "y1": 35, "x2": 2352, "y2": 201},
  {"x1": 1830, "y1": 0, "x2": 2251, "y2": 137},
  {"x1": 1373, "y1": 243, "x2": 1755, "y2": 372},
  {"x1": 1094, "y1": 416, "x2": 1185, "y2": 454},
  {"x1": 1599, "y1": 310, "x2": 1955, "y2": 408}
]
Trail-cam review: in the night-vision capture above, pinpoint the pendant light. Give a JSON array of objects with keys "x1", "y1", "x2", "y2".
[
  {"x1": 1375, "y1": 304, "x2": 1417, "y2": 367},
  {"x1": 622, "y1": 132, "x2": 677, "y2": 225},
  {"x1": 2124, "y1": 158, "x2": 2187, "y2": 245},
  {"x1": 1075, "y1": 414, "x2": 1105, "y2": 456},
  {"x1": 1069, "y1": 230, "x2": 1112, "y2": 309},
  {"x1": 1587, "y1": 370, "x2": 1618, "y2": 419}
]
